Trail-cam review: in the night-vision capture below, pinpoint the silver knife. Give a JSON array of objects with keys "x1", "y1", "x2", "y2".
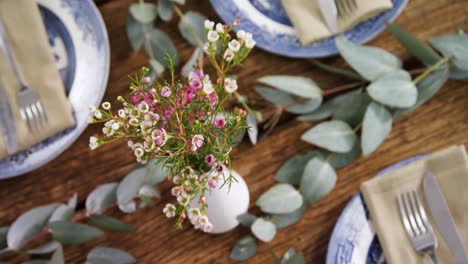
[
  {"x1": 0, "y1": 76, "x2": 17, "y2": 155},
  {"x1": 423, "y1": 171, "x2": 468, "y2": 264},
  {"x1": 316, "y1": 0, "x2": 339, "y2": 34}
]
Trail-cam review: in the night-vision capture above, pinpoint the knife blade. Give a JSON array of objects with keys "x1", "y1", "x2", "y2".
[
  {"x1": 423, "y1": 171, "x2": 468, "y2": 264},
  {"x1": 316, "y1": 0, "x2": 339, "y2": 34},
  {"x1": 0, "y1": 76, "x2": 17, "y2": 155}
]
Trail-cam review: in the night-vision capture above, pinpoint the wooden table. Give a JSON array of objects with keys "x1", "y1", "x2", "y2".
[{"x1": 1, "y1": 0, "x2": 467, "y2": 263}]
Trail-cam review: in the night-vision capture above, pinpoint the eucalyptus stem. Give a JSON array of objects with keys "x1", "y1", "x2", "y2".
[{"x1": 412, "y1": 56, "x2": 451, "y2": 84}]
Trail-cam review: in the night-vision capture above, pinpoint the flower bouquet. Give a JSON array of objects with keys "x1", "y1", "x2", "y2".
[{"x1": 89, "y1": 20, "x2": 255, "y2": 232}]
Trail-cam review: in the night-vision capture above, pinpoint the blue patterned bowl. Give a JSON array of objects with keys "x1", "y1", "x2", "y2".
[
  {"x1": 326, "y1": 155, "x2": 427, "y2": 264},
  {"x1": 209, "y1": 0, "x2": 408, "y2": 58},
  {"x1": 0, "y1": 0, "x2": 109, "y2": 179}
]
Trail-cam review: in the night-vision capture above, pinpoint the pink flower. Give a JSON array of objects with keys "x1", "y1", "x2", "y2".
[
  {"x1": 188, "y1": 145, "x2": 197, "y2": 152},
  {"x1": 215, "y1": 116, "x2": 226, "y2": 129},
  {"x1": 152, "y1": 128, "x2": 168, "y2": 146},
  {"x1": 189, "y1": 69, "x2": 204, "y2": 80},
  {"x1": 190, "y1": 78, "x2": 203, "y2": 90},
  {"x1": 209, "y1": 93, "x2": 218, "y2": 107},
  {"x1": 164, "y1": 110, "x2": 172, "y2": 119},
  {"x1": 142, "y1": 76, "x2": 151, "y2": 83},
  {"x1": 205, "y1": 154, "x2": 216, "y2": 165},
  {"x1": 192, "y1": 134, "x2": 204, "y2": 149},
  {"x1": 208, "y1": 178, "x2": 218, "y2": 188},
  {"x1": 161, "y1": 86, "x2": 172, "y2": 97},
  {"x1": 153, "y1": 114, "x2": 160, "y2": 121}
]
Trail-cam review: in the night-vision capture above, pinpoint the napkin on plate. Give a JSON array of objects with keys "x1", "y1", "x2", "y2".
[
  {"x1": 0, "y1": 0, "x2": 75, "y2": 159},
  {"x1": 361, "y1": 146, "x2": 468, "y2": 264},
  {"x1": 281, "y1": 0, "x2": 393, "y2": 45}
]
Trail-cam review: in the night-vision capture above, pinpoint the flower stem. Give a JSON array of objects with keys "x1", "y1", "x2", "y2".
[{"x1": 412, "y1": 56, "x2": 451, "y2": 85}]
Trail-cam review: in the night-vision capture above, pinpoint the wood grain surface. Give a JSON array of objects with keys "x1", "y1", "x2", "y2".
[{"x1": 0, "y1": 0, "x2": 467, "y2": 263}]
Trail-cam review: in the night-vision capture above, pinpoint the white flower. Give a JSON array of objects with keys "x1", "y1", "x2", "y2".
[
  {"x1": 173, "y1": 176, "x2": 180, "y2": 184},
  {"x1": 223, "y1": 48, "x2": 235, "y2": 62},
  {"x1": 111, "y1": 122, "x2": 120, "y2": 130},
  {"x1": 192, "y1": 134, "x2": 204, "y2": 148},
  {"x1": 138, "y1": 102, "x2": 149, "y2": 113},
  {"x1": 228, "y1": 39, "x2": 241, "y2": 52},
  {"x1": 94, "y1": 110, "x2": 103, "y2": 120},
  {"x1": 245, "y1": 32, "x2": 253, "y2": 40},
  {"x1": 245, "y1": 38, "x2": 256, "y2": 49},
  {"x1": 188, "y1": 208, "x2": 201, "y2": 222},
  {"x1": 89, "y1": 137, "x2": 99, "y2": 150},
  {"x1": 163, "y1": 204, "x2": 176, "y2": 218},
  {"x1": 101, "y1": 102, "x2": 111, "y2": 110},
  {"x1": 215, "y1": 23, "x2": 224, "y2": 33},
  {"x1": 118, "y1": 109, "x2": 126, "y2": 118},
  {"x1": 202, "y1": 222, "x2": 213, "y2": 232},
  {"x1": 204, "y1": 19, "x2": 214, "y2": 30},
  {"x1": 129, "y1": 118, "x2": 139, "y2": 127},
  {"x1": 171, "y1": 186, "x2": 181, "y2": 196},
  {"x1": 197, "y1": 216, "x2": 209, "y2": 229},
  {"x1": 177, "y1": 192, "x2": 190, "y2": 206},
  {"x1": 237, "y1": 30, "x2": 246, "y2": 40},
  {"x1": 203, "y1": 43, "x2": 211, "y2": 53},
  {"x1": 134, "y1": 147, "x2": 144, "y2": 158},
  {"x1": 207, "y1": 30, "x2": 219, "y2": 43},
  {"x1": 130, "y1": 108, "x2": 140, "y2": 118},
  {"x1": 202, "y1": 75, "x2": 214, "y2": 94},
  {"x1": 224, "y1": 78, "x2": 238, "y2": 93},
  {"x1": 89, "y1": 106, "x2": 97, "y2": 112}
]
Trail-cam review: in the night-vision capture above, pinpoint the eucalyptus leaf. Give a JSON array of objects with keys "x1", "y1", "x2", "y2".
[
  {"x1": 49, "y1": 221, "x2": 103, "y2": 245},
  {"x1": 28, "y1": 241, "x2": 61, "y2": 255},
  {"x1": 178, "y1": 11, "x2": 207, "y2": 46},
  {"x1": 144, "y1": 161, "x2": 169, "y2": 185},
  {"x1": 7, "y1": 203, "x2": 59, "y2": 250},
  {"x1": 86, "y1": 183, "x2": 118, "y2": 215},
  {"x1": 258, "y1": 76, "x2": 322, "y2": 99},
  {"x1": 117, "y1": 168, "x2": 146, "y2": 206},
  {"x1": 148, "y1": 59, "x2": 165, "y2": 80},
  {"x1": 251, "y1": 218, "x2": 277, "y2": 242},
  {"x1": 282, "y1": 251, "x2": 305, "y2": 264},
  {"x1": 118, "y1": 201, "x2": 137, "y2": 214},
  {"x1": 126, "y1": 14, "x2": 146, "y2": 51},
  {"x1": 129, "y1": 3, "x2": 158, "y2": 24},
  {"x1": 145, "y1": 29, "x2": 179, "y2": 67},
  {"x1": 325, "y1": 139, "x2": 361, "y2": 169},
  {"x1": 366, "y1": 70, "x2": 418, "y2": 108},
  {"x1": 49, "y1": 244, "x2": 64, "y2": 264},
  {"x1": 230, "y1": 236, "x2": 257, "y2": 261},
  {"x1": 275, "y1": 151, "x2": 323, "y2": 186},
  {"x1": 270, "y1": 203, "x2": 305, "y2": 229},
  {"x1": 295, "y1": 90, "x2": 358, "y2": 121},
  {"x1": 237, "y1": 213, "x2": 257, "y2": 227},
  {"x1": 256, "y1": 184, "x2": 303, "y2": 214},
  {"x1": 448, "y1": 65, "x2": 468, "y2": 80},
  {"x1": 171, "y1": 0, "x2": 186, "y2": 4},
  {"x1": 247, "y1": 113, "x2": 258, "y2": 145},
  {"x1": 362, "y1": 103, "x2": 393, "y2": 156},
  {"x1": 138, "y1": 184, "x2": 159, "y2": 199},
  {"x1": 49, "y1": 204, "x2": 74, "y2": 222},
  {"x1": 333, "y1": 92, "x2": 371, "y2": 127},
  {"x1": 89, "y1": 215, "x2": 135, "y2": 233},
  {"x1": 300, "y1": 158, "x2": 337, "y2": 204},
  {"x1": 286, "y1": 98, "x2": 322, "y2": 114},
  {"x1": 181, "y1": 47, "x2": 203, "y2": 78},
  {"x1": 309, "y1": 59, "x2": 363, "y2": 80},
  {"x1": 301, "y1": 120, "x2": 357, "y2": 153},
  {"x1": 431, "y1": 34, "x2": 468, "y2": 71},
  {"x1": 336, "y1": 37, "x2": 402, "y2": 81},
  {"x1": 0, "y1": 226, "x2": 8, "y2": 249},
  {"x1": 388, "y1": 24, "x2": 441, "y2": 66},
  {"x1": 158, "y1": 0, "x2": 173, "y2": 21},
  {"x1": 255, "y1": 86, "x2": 296, "y2": 106},
  {"x1": 87, "y1": 247, "x2": 136, "y2": 264}
]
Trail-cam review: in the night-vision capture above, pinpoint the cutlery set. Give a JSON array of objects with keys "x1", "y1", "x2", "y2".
[
  {"x1": 0, "y1": 19, "x2": 47, "y2": 155},
  {"x1": 317, "y1": 0, "x2": 358, "y2": 34},
  {"x1": 397, "y1": 172, "x2": 468, "y2": 264}
]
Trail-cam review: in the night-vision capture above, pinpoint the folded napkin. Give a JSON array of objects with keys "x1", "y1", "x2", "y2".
[
  {"x1": 361, "y1": 146, "x2": 468, "y2": 264},
  {"x1": 281, "y1": 0, "x2": 393, "y2": 45},
  {"x1": 0, "y1": 0, "x2": 74, "y2": 159}
]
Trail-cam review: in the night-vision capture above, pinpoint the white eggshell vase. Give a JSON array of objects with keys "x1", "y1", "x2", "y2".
[{"x1": 191, "y1": 170, "x2": 250, "y2": 234}]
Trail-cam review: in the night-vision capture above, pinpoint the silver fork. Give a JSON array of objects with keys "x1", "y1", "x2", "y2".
[
  {"x1": 397, "y1": 190, "x2": 440, "y2": 264},
  {"x1": 334, "y1": 0, "x2": 358, "y2": 18},
  {"x1": 0, "y1": 19, "x2": 48, "y2": 133}
]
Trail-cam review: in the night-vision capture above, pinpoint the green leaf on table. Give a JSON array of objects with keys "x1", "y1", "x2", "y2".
[
  {"x1": 49, "y1": 221, "x2": 102, "y2": 245},
  {"x1": 258, "y1": 76, "x2": 322, "y2": 99},
  {"x1": 139, "y1": 185, "x2": 159, "y2": 200},
  {"x1": 362, "y1": 103, "x2": 393, "y2": 156},
  {"x1": 7, "y1": 203, "x2": 59, "y2": 250},
  {"x1": 255, "y1": 86, "x2": 296, "y2": 106},
  {"x1": 366, "y1": 70, "x2": 418, "y2": 108},
  {"x1": 129, "y1": 3, "x2": 158, "y2": 24},
  {"x1": 178, "y1": 11, "x2": 207, "y2": 46},
  {"x1": 117, "y1": 167, "x2": 146, "y2": 207},
  {"x1": 49, "y1": 244, "x2": 64, "y2": 264},
  {"x1": 251, "y1": 218, "x2": 277, "y2": 242},
  {"x1": 89, "y1": 215, "x2": 135, "y2": 232},
  {"x1": 87, "y1": 247, "x2": 136, "y2": 264},
  {"x1": 270, "y1": 203, "x2": 305, "y2": 229},
  {"x1": 301, "y1": 120, "x2": 357, "y2": 153},
  {"x1": 333, "y1": 92, "x2": 371, "y2": 127},
  {"x1": 28, "y1": 241, "x2": 61, "y2": 255},
  {"x1": 0, "y1": 226, "x2": 8, "y2": 249},
  {"x1": 309, "y1": 59, "x2": 363, "y2": 80},
  {"x1": 158, "y1": 0, "x2": 173, "y2": 21},
  {"x1": 336, "y1": 37, "x2": 402, "y2": 81},
  {"x1": 246, "y1": 113, "x2": 258, "y2": 145},
  {"x1": 144, "y1": 161, "x2": 169, "y2": 185},
  {"x1": 50, "y1": 194, "x2": 77, "y2": 222},
  {"x1": 275, "y1": 151, "x2": 323, "y2": 186},
  {"x1": 388, "y1": 24, "x2": 441, "y2": 66},
  {"x1": 118, "y1": 201, "x2": 137, "y2": 214},
  {"x1": 285, "y1": 98, "x2": 322, "y2": 114},
  {"x1": 282, "y1": 248, "x2": 305, "y2": 264},
  {"x1": 86, "y1": 183, "x2": 118, "y2": 215},
  {"x1": 237, "y1": 213, "x2": 257, "y2": 227},
  {"x1": 230, "y1": 235, "x2": 257, "y2": 261},
  {"x1": 324, "y1": 139, "x2": 361, "y2": 169},
  {"x1": 300, "y1": 158, "x2": 337, "y2": 204},
  {"x1": 126, "y1": 14, "x2": 147, "y2": 52},
  {"x1": 256, "y1": 184, "x2": 303, "y2": 214},
  {"x1": 145, "y1": 28, "x2": 179, "y2": 67},
  {"x1": 448, "y1": 65, "x2": 468, "y2": 80},
  {"x1": 181, "y1": 47, "x2": 203, "y2": 78},
  {"x1": 431, "y1": 34, "x2": 468, "y2": 71}
]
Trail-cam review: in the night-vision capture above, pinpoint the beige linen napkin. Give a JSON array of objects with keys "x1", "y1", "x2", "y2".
[
  {"x1": 281, "y1": 0, "x2": 393, "y2": 45},
  {"x1": 361, "y1": 146, "x2": 468, "y2": 264},
  {"x1": 0, "y1": 0, "x2": 74, "y2": 159}
]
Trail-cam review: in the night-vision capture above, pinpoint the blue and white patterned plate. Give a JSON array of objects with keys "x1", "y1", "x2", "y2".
[
  {"x1": 0, "y1": 0, "x2": 109, "y2": 179},
  {"x1": 209, "y1": 0, "x2": 408, "y2": 58},
  {"x1": 326, "y1": 155, "x2": 427, "y2": 264}
]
